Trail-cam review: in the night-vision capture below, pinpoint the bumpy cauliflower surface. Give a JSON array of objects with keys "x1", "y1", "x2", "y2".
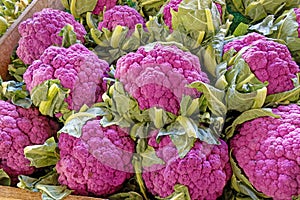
[
  {"x1": 92, "y1": 0, "x2": 117, "y2": 15},
  {"x1": 23, "y1": 43, "x2": 109, "y2": 112},
  {"x1": 115, "y1": 43, "x2": 209, "y2": 115},
  {"x1": 230, "y1": 104, "x2": 300, "y2": 200},
  {"x1": 224, "y1": 33, "x2": 300, "y2": 95},
  {"x1": 56, "y1": 119, "x2": 135, "y2": 196},
  {"x1": 17, "y1": 8, "x2": 87, "y2": 65},
  {"x1": 97, "y1": 5, "x2": 145, "y2": 31},
  {"x1": 0, "y1": 100, "x2": 59, "y2": 184},
  {"x1": 142, "y1": 131, "x2": 232, "y2": 200}
]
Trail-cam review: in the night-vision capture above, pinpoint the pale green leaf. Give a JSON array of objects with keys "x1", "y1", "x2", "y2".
[
  {"x1": 0, "y1": 79, "x2": 31, "y2": 108},
  {"x1": 222, "y1": 56, "x2": 268, "y2": 112},
  {"x1": 188, "y1": 81, "x2": 227, "y2": 116},
  {"x1": 132, "y1": 155, "x2": 148, "y2": 200},
  {"x1": 17, "y1": 170, "x2": 73, "y2": 200},
  {"x1": 248, "y1": 15, "x2": 276, "y2": 35},
  {"x1": 59, "y1": 24, "x2": 80, "y2": 48},
  {"x1": 156, "y1": 184, "x2": 191, "y2": 200},
  {"x1": 58, "y1": 107, "x2": 105, "y2": 138},
  {"x1": 24, "y1": 137, "x2": 59, "y2": 168},
  {"x1": 30, "y1": 80, "x2": 70, "y2": 120},
  {"x1": 265, "y1": 84, "x2": 300, "y2": 107},
  {"x1": 70, "y1": 0, "x2": 98, "y2": 17},
  {"x1": 37, "y1": 185, "x2": 72, "y2": 200},
  {"x1": 140, "y1": 146, "x2": 165, "y2": 167},
  {"x1": 0, "y1": 169, "x2": 11, "y2": 186}
]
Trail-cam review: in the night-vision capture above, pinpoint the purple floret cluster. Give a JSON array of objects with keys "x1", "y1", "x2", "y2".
[
  {"x1": 17, "y1": 8, "x2": 87, "y2": 65},
  {"x1": 92, "y1": 0, "x2": 117, "y2": 15},
  {"x1": 98, "y1": 5, "x2": 145, "y2": 31},
  {"x1": 23, "y1": 43, "x2": 109, "y2": 112},
  {"x1": 223, "y1": 33, "x2": 266, "y2": 53},
  {"x1": 0, "y1": 100, "x2": 59, "y2": 184},
  {"x1": 115, "y1": 43, "x2": 209, "y2": 115},
  {"x1": 56, "y1": 119, "x2": 135, "y2": 196},
  {"x1": 142, "y1": 131, "x2": 232, "y2": 200},
  {"x1": 224, "y1": 33, "x2": 300, "y2": 95},
  {"x1": 231, "y1": 104, "x2": 300, "y2": 200}
]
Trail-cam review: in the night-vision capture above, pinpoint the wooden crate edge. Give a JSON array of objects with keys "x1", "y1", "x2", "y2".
[{"x1": 0, "y1": 186, "x2": 105, "y2": 200}]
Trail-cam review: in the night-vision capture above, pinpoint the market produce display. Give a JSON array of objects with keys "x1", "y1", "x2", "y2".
[{"x1": 0, "y1": 0, "x2": 300, "y2": 200}]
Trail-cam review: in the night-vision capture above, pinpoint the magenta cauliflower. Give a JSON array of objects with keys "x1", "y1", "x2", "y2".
[
  {"x1": 23, "y1": 43, "x2": 109, "y2": 117},
  {"x1": 17, "y1": 8, "x2": 87, "y2": 65},
  {"x1": 56, "y1": 119, "x2": 135, "y2": 196},
  {"x1": 0, "y1": 100, "x2": 59, "y2": 184},
  {"x1": 230, "y1": 104, "x2": 300, "y2": 199},
  {"x1": 97, "y1": 5, "x2": 145, "y2": 31},
  {"x1": 223, "y1": 33, "x2": 300, "y2": 95},
  {"x1": 115, "y1": 43, "x2": 209, "y2": 115},
  {"x1": 142, "y1": 131, "x2": 231, "y2": 200},
  {"x1": 92, "y1": 0, "x2": 117, "y2": 15}
]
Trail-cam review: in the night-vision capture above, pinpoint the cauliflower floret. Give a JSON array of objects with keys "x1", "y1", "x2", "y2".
[
  {"x1": 17, "y1": 8, "x2": 87, "y2": 65},
  {"x1": 115, "y1": 43, "x2": 209, "y2": 115},
  {"x1": 56, "y1": 120, "x2": 135, "y2": 196},
  {"x1": 0, "y1": 100, "x2": 59, "y2": 184},
  {"x1": 231, "y1": 104, "x2": 300, "y2": 200},
  {"x1": 142, "y1": 130, "x2": 231, "y2": 200}
]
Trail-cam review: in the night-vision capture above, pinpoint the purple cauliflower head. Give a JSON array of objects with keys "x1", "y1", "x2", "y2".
[
  {"x1": 115, "y1": 43, "x2": 209, "y2": 115},
  {"x1": 92, "y1": 0, "x2": 117, "y2": 15},
  {"x1": 17, "y1": 8, "x2": 87, "y2": 65},
  {"x1": 223, "y1": 33, "x2": 300, "y2": 95},
  {"x1": 142, "y1": 131, "x2": 232, "y2": 200},
  {"x1": 56, "y1": 119, "x2": 135, "y2": 196},
  {"x1": 23, "y1": 43, "x2": 109, "y2": 113},
  {"x1": 0, "y1": 100, "x2": 59, "y2": 184},
  {"x1": 97, "y1": 5, "x2": 145, "y2": 31},
  {"x1": 230, "y1": 104, "x2": 300, "y2": 200}
]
